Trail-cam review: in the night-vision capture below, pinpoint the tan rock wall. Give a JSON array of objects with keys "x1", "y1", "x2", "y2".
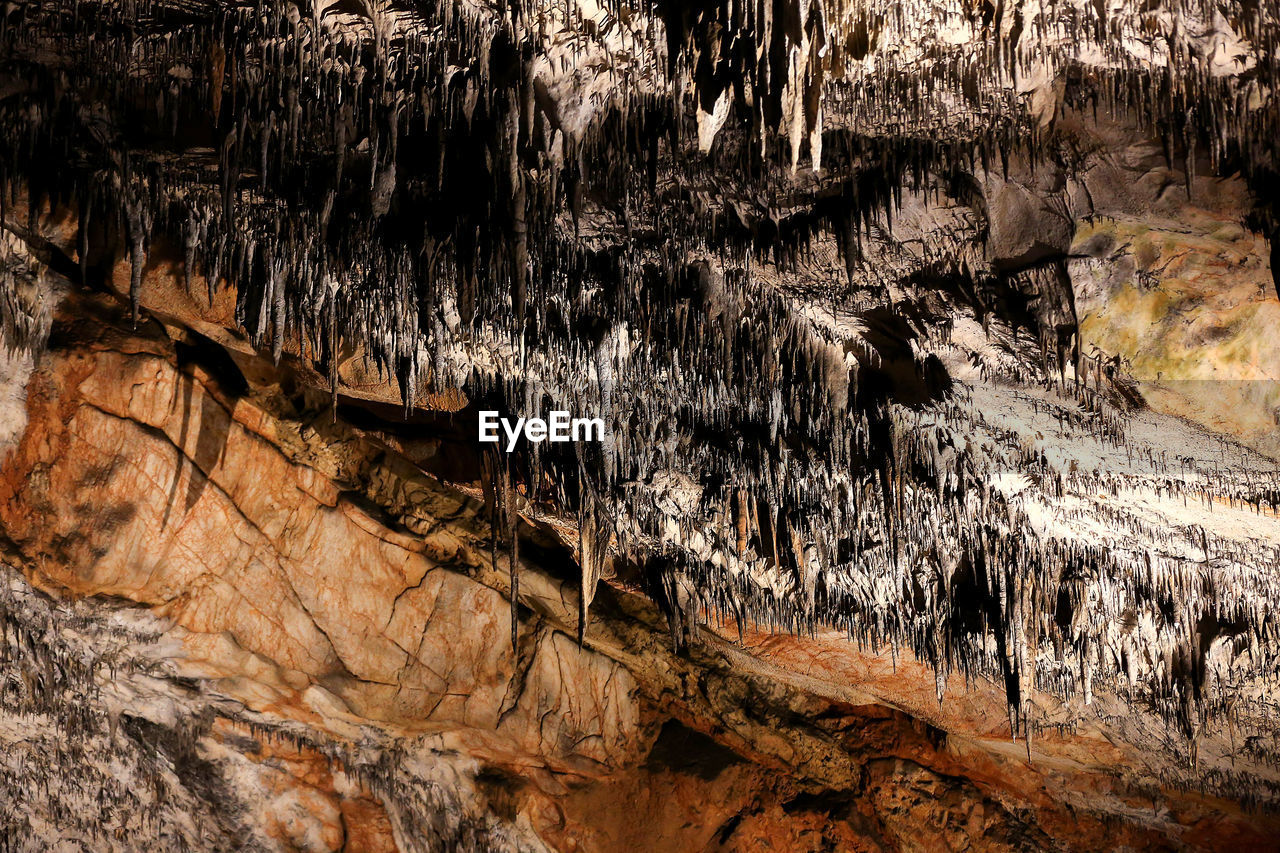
[{"x1": 0, "y1": 299, "x2": 643, "y2": 778}]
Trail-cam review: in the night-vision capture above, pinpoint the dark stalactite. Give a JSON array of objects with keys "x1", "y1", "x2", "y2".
[{"x1": 1, "y1": 0, "x2": 1278, "y2": 772}]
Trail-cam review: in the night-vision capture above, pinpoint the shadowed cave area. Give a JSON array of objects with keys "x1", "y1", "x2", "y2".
[{"x1": 2, "y1": 0, "x2": 1280, "y2": 850}]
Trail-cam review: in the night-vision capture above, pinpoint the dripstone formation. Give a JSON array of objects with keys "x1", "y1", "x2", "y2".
[{"x1": 2, "y1": 1, "x2": 1280, "y2": 850}]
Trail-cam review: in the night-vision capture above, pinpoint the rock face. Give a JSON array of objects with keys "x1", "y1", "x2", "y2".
[
  {"x1": 0, "y1": 283, "x2": 1277, "y2": 850},
  {"x1": 1067, "y1": 119, "x2": 1280, "y2": 460},
  {"x1": 3, "y1": 0, "x2": 1280, "y2": 850}
]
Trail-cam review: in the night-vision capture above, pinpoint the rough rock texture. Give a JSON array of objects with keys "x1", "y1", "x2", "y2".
[
  {"x1": 3, "y1": 0, "x2": 1280, "y2": 849},
  {"x1": 1067, "y1": 119, "x2": 1280, "y2": 459},
  {"x1": 0, "y1": 279, "x2": 1277, "y2": 850}
]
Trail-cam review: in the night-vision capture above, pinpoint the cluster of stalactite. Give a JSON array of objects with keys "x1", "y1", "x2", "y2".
[
  {"x1": 635, "y1": 378, "x2": 1280, "y2": 740},
  {"x1": 3, "y1": 0, "x2": 1280, "y2": 769}
]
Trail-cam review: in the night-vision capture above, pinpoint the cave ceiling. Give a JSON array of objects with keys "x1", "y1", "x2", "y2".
[{"x1": 4, "y1": 0, "x2": 1280, "y2": 840}]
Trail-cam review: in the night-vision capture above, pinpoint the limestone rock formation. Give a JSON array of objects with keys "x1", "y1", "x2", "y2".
[{"x1": 2, "y1": 0, "x2": 1280, "y2": 850}]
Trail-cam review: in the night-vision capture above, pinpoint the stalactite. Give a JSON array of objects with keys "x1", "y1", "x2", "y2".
[
  {"x1": 123, "y1": 184, "x2": 151, "y2": 327},
  {"x1": 1, "y1": 0, "x2": 1278, "y2": 760}
]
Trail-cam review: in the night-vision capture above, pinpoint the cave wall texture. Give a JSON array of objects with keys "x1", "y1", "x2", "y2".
[{"x1": 3, "y1": 0, "x2": 1280, "y2": 850}]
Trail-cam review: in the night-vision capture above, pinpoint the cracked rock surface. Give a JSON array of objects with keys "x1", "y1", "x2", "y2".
[{"x1": 2, "y1": 0, "x2": 1280, "y2": 850}]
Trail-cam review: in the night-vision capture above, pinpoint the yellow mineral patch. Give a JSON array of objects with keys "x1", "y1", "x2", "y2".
[{"x1": 1073, "y1": 211, "x2": 1280, "y2": 457}]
